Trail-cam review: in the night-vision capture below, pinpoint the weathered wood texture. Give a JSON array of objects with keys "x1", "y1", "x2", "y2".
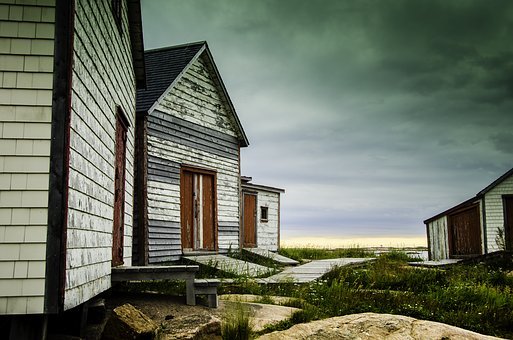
[
  {"x1": 243, "y1": 193, "x2": 257, "y2": 247},
  {"x1": 145, "y1": 54, "x2": 241, "y2": 262},
  {"x1": 427, "y1": 216, "x2": 449, "y2": 261},
  {"x1": 0, "y1": 0, "x2": 55, "y2": 314},
  {"x1": 255, "y1": 191, "x2": 280, "y2": 251},
  {"x1": 448, "y1": 205, "x2": 481, "y2": 256},
  {"x1": 484, "y1": 175, "x2": 513, "y2": 252},
  {"x1": 64, "y1": 0, "x2": 136, "y2": 310}
]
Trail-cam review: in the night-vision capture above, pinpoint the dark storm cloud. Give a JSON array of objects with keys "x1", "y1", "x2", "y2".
[{"x1": 142, "y1": 0, "x2": 513, "y2": 241}]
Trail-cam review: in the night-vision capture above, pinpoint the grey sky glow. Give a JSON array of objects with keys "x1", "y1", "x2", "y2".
[{"x1": 141, "y1": 0, "x2": 513, "y2": 244}]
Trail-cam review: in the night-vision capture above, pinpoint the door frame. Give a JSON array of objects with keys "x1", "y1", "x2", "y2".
[
  {"x1": 112, "y1": 107, "x2": 129, "y2": 267},
  {"x1": 502, "y1": 195, "x2": 513, "y2": 251},
  {"x1": 242, "y1": 190, "x2": 258, "y2": 248},
  {"x1": 180, "y1": 165, "x2": 218, "y2": 251}
]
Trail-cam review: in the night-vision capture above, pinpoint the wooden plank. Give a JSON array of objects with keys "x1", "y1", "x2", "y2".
[
  {"x1": 202, "y1": 173, "x2": 216, "y2": 250},
  {"x1": 448, "y1": 204, "x2": 481, "y2": 256},
  {"x1": 181, "y1": 170, "x2": 194, "y2": 249},
  {"x1": 243, "y1": 193, "x2": 257, "y2": 248}
]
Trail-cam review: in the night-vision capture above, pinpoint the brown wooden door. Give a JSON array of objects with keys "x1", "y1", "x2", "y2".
[
  {"x1": 180, "y1": 169, "x2": 216, "y2": 250},
  {"x1": 243, "y1": 193, "x2": 257, "y2": 248},
  {"x1": 112, "y1": 113, "x2": 128, "y2": 267},
  {"x1": 448, "y1": 205, "x2": 481, "y2": 257},
  {"x1": 504, "y1": 196, "x2": 513, "y2": 251}
]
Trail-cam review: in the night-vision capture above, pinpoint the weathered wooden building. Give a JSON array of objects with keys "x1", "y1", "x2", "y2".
[
  {"x1": 425, "y1": 167, "x2": 513, "y2": 260},
  {"x1": 134, "y1": 41, "x2": 249, "y2": 264},
  {"x1": 0, "y1": 0, "x2": 145, "y2": 334},
  {"x1": 241, "y1": 177, "x2": 284, "y2": 251}
]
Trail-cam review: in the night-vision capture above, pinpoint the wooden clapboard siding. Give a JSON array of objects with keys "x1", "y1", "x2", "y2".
[
  {"x1": 484, "y1": 175, "x2": 513, "y2": 252},
  {"x1": 145, "y1": 55, "x2": 241, "y2": 261},
  {"x1": 64, "y1": 0, "x2": 136, "y2": 310},
  {"x1": 426, "y1": 216, "x2": 449, "y2": 260},
  {"x1": 256, "y1": 191, "x2": 280, "y2": 251},
  {"x1": 0, "y1": 0, "x2": 55, "y2": 315}
]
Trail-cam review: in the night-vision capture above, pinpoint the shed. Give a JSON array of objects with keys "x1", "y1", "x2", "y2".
[
  {"x1": 134, "y1": 41, "x2": 249, "y2": 264},
  {"x1": 424, "y1": 167, "x2": 513, "y2": 260},
  {"x1": 241, "y1": 177, "x2": 285, "y2": 251},
  {"x1": 0, "y1": 0, "x2": 145, "y2": 334}
]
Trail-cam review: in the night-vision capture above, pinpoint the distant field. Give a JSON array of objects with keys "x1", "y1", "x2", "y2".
[{"x1": 280, "y1": 236, "x2": 427, "y2": 248}]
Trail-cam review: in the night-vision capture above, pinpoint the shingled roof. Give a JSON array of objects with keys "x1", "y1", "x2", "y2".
[{"x1": 136, "y1": 41, "x2": 204, "y2": 113}]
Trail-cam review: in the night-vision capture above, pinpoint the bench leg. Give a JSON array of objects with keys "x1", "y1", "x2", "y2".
[
  {"x1": 186, "y1": 279, "x2": 196, "y2": 306},
  {"x1": 207, "y1": 294, "x2": 218, "y2": 308}
]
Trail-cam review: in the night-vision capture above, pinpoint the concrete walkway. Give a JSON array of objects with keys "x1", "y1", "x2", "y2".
[
  {"x1": 243, "y1": 248, "x2": 299, "y2": 266},
  {"x1": 261, "y1": 258, "x2": 375, "y2": 283},
  {"x1": 184, "y1": 254, "x2": 273, "y2": 277}
]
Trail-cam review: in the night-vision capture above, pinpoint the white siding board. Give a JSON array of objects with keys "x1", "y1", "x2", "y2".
[
  {"x1": 484, "y1": 175, "x2": 513, "y2": 252},
  {"x1": 0, "y1": 0, "x2": 53, "y2": 314},
  {"x1": 64, "y1": 0, "x2": 137, "y2": 310},
  {"x1": 427, "y1": 216, "x2": 448, "y2": 260}
]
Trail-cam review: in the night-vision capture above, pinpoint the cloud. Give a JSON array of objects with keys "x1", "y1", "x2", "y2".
[{"x1": 142, "y1": 0, "x2": 513, "y2": 242}]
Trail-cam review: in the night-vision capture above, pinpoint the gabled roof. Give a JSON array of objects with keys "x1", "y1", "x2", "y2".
[
  {"x1": 136, "y1": 41, "x2": 249, "y2": 147},
  {"x1": 424, "y1": 166, "x2": 513, "y2": 224}
]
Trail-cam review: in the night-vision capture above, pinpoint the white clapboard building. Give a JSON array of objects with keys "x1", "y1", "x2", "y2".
[
  {"x1": 133, "y1": 41, "x2": 250, "y2": 264},
  {"x1": 0, "y1": 0, "x2": 145, "y2": 336},
  {"x1": 425, "y1": 167, "x2": 513, "y2": 260},
  {"x1": 241, "y1": 176, "x2": 284, "y2": 251}
]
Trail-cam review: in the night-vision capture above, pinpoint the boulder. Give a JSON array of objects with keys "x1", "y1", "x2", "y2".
[
  {"x1": 102, "y1": 303, "x2": 159, "y2": 340},
  {"x1": 257, "y1": 312, "x2": 502, "y2": 339}
]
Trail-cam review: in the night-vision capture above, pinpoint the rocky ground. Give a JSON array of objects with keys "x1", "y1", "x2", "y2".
[
  {"x1": 257, "y1": 312, "x2": 503, "y2": 340},
  {"x1": 86, "y1": 293, "x2": 503, "y2": 339}
]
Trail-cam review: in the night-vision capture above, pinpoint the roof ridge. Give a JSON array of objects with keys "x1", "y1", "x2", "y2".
[{"x1": 144, "y1": 41, "x2": 206, "y2": 54}]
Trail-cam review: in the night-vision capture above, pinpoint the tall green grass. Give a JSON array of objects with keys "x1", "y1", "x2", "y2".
[
  {"x1": 230, "y1": 249, "x2": 513, "y2": 338},
  {"x1": 221, "y1": 302, "x2": 254, "y2": 340},
  {"x1": 278, "y1": 246, "x2": 374, "y2": 261}
]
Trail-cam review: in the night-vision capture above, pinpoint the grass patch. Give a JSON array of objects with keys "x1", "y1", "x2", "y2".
[
  {"x1": 278, "y1": 246, "x2": 374, "y2": 262},
  {"x1": 221, "y1": 302, "x2": 254, "y2": 340},
  {"x1": 248, "y1": 248, "x2": 513, "y2": 338}
]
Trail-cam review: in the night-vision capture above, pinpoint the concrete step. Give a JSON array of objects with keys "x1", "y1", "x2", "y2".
[{"x1": 242, "y1": 248, "x2": 299, "y2": 266}]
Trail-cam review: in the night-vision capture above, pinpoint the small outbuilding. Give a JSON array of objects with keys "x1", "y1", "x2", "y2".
[
  {"x1": 424, "y1": 167, "x2": 513, "y2": 260},
  {"x1": 241, "y1": 177, "x2": 285, "y2": 251},
  {"x1": 134, "y1": 42, "x2": 249, "y2": 264}
]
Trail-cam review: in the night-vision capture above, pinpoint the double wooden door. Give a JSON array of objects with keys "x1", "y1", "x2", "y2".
[
  {"x1": 181, "y1": 169, "x2": 216, "y2": 250},
  {"x1": 448, "y1": 205, "x2": 481, "y2": 257}
]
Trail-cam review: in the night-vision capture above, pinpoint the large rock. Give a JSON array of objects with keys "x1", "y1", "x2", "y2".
[
  {"x1": 257, "y1": 312, "x2": 502, "y2": 339},
  {"x1": 102, "y1": 303, "x2": 159, "y2": 339}
]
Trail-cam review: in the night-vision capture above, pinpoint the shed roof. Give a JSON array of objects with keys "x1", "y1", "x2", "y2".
[
  {"x1": 424, "y1": 166, "x2": 513, "y2": 224},
  {"x1": 136, "y1": 41, "x2": 249, "y2": 146}
]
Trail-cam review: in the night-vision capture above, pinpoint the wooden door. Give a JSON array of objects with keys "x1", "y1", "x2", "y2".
[
  {"x1": 504, "y1": 196, "x2": 513, "y2": 251},
  {"x1": 243, "y1": 193, "x2": 257, "y2": 248},
  {"x1": 112, "y1": 113, "x2": 128, "y2": 266},
  {"x1": 180, "y1": 169, "x2": 216, "y2": 250},
  {"x1": 448, "y1": 205, "x2": 481, "y2": 257}
]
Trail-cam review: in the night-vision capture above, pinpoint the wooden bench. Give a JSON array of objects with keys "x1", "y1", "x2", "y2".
[
  {"x1": 111, "y1": 265, "x2": 199, "y2": 306},
  {"x1": 193, "y1": 279, "x2": 221, "y2": 308}
]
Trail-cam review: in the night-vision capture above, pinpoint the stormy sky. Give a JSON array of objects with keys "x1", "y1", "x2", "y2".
[{"x1": 141, "y1": 1, "x2": 513, "y2": 245}]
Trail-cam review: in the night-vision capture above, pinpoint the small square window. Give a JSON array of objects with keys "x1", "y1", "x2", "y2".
[{"x1": 260, "y1": 206, "x2": 268, "y2": 222}]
